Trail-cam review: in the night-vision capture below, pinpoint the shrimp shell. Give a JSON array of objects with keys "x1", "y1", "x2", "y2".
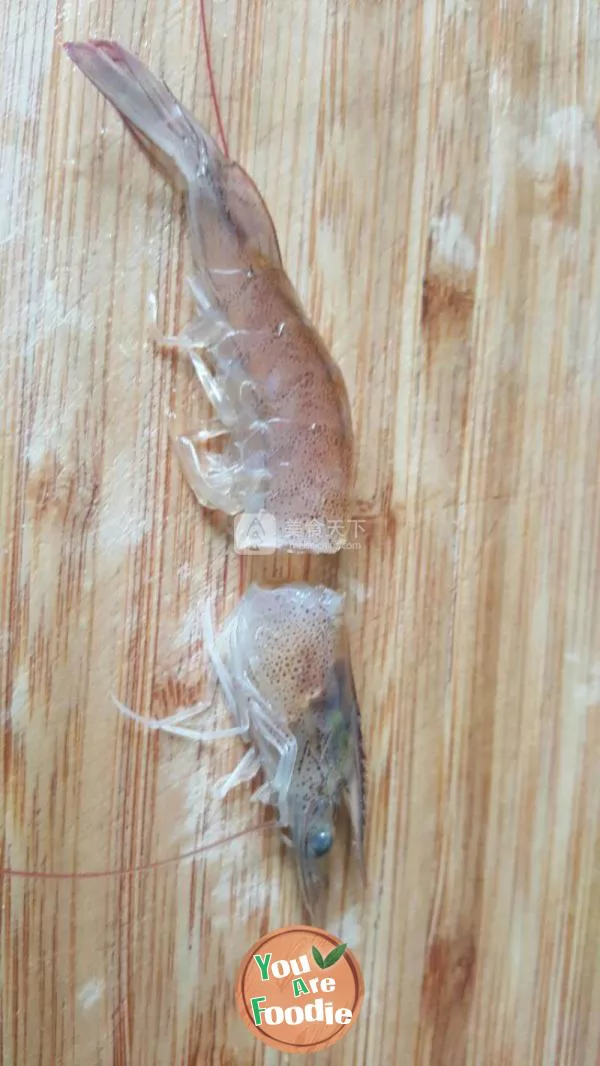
[
  {"x1": 115, "y1": 584, "x2": 366, "y2": 915},
  {"x1": 65, "y1": 41, "x2": 354, "y2": 553},
  {"x1": 208, "y1": 584, "x2": 366, "y2": 913}
]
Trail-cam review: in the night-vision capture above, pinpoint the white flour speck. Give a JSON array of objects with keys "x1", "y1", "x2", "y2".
[
  {"x1": 211, "y1": 862, "x2": 277, "y2": 925},
  {"x1": 175, "y1": 603, "x2": 205, "y2": 650},
  {"x1": 339, "y1": 904, "x2": 363, "y2": 949},
  {"x1": 520, "y1": 106, "x2": 598, "y2": 178},
  {"x1": 430, "y1": 211, "x2": 477, "y2": 272},
  {"x1": 1, "y1": 669, "x2": 29, "y2": 731},
  {"x1": 97, "y1": 454, "x2": 149, "y2": 550},
  {"x1": 78, "y1": 979, "x2": 105, "y2": 1010}
]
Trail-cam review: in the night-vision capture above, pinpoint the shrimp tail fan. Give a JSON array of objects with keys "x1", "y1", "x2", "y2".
[
  {"x1": 64, "y1": 40, "x2": 283, "y2": 285},
  {"x1": 63, "y1": 40, "x2": 223, "y2": 188}
]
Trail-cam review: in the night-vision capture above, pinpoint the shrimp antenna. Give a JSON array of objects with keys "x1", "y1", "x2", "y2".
[
  {"x1": 199, "y1": 0, "x2": 229, "y2": 157},
  {"x1": 0, "y1": 819, "x2": 278, "y2": 881}
]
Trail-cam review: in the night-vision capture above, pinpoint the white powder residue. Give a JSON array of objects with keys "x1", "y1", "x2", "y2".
[
  {"x1": 183, "y1": 761, "x2": 213, "y2": 838},
  {"x1": 520, "y1": 106, "x2": 599, "y2": 178},
  {"x1": 338, "y1": 904, "x2": 363, "y2": 949},
  {"x1": 575, "y1": 663, "x2": 600, "y2": 707},
  {"x1": 97, "y1": 453, "x2": 149, "y2": 551},
  {"x1": 78, "y1": 979, "x2": 105, "y2": 1010},
  {"x1": 0, "y1": 145, "x2": 29, "y2": 244},
  {"x1": 1, "y1": 668, "x2": 29, "y2": 732},
  {"x1": 488, "y1": 69, "x2": 516, "y2": 232},
  {"x1": 174, "y1": 603, "x2": 205, "y2": 650},
  {"x1": 430, "y1": 211, "x2": 477, "y2": 272},
  {"x1": 346, "y1": 577, "x2": 370, "y2": 606},
  {"x1": 24, "y1": 435, "x2": 53, "y2": 470},
  {"x1": 211, "y1": 861, "x2": 278, "y2": 926},
  {"x1": 5, "y1": 18, "x2": 51, "y2": 120},
  {"x1": 442, "y1": 0, "x2": 470, "y2": 19}
]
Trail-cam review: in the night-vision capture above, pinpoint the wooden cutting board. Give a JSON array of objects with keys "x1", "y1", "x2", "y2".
[{"x1": 1, "y1": 1, "x2": 598, "y2": 1063}]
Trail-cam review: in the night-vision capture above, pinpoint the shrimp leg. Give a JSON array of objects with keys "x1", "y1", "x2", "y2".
[
  {"x1": 248, "y1": 733, "x2": 296, "y2": 830},
  {"x1": 173, "y1": 431, "x2": 268, "y2": 514},
  {"x1": 116, "y1": 611, "x2": 285, "y2": 756},
  {"x1": 172, "y1": 433, "x2": 240, "y2": 514},
  {"x1": 113, "y1": 699, "x2": 249, "y2": 743},
  {"x1": 183, "y1": 422, "x2": 229, "y2": 443},
  {"x1": 149, "y1": 293, "x2": 238, "y2": 427},
  {"x1": 114, "y1": 690, "x2": 203, "y2": 735},
  {"x1": 207, "y1": 603, "x2": 297, "y2": 804},
  {"x1": 113, "y1": 607, "x2": 250, "y2": 743},
  {"x1": 213, "y1": 746, "x2": 262, "y2": 799},
  {"x1": 152, "y1": 302, "x2": 252, "y2": 512},
  {"x1": 113, "y1": 676, "x2": 249, "y2": 742},
  {"x1": 242, "y1": 689, "x2": 297, "y2": 822}
]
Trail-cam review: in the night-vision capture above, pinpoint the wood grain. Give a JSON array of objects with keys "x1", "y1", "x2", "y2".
[{"x1": 1, "y1": 1, "x2": 599, "y2": 1063}]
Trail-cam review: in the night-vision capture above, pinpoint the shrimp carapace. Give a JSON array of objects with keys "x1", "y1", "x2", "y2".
[{"x1": 65, "y1": 41, "x2": 354, "y2": 553}]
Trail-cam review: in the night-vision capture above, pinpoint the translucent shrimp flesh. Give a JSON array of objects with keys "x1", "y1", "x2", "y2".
[
  {"x1": 114, "y1": 584, "x2": 366, "y2": 914},
  {"x1": 64, "y1": 41, "x2": 354, "y2": 553}
]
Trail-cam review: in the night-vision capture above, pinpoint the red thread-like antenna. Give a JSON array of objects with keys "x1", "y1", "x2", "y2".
[
  {"x1": 200, "y1": 0, "x2": 229, "y2": 156},
  {"x1": 0, "y1": 820, "x2": 277, "y2": 881}
]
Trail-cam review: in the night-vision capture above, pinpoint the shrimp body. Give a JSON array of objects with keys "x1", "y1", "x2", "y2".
[
  {"x1": 65, "y1": 41, "x2": 354, "y2": 552},
  {"x1": 208, "y1": 584, "x2": 366, "y2": 912}
]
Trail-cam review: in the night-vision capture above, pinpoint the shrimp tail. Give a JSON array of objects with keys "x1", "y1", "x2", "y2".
[
  {"x1": 63, "y1": 40, "x2": 221, "y2": 187},
  {"x1": 64, "y1": 40, "x2": 283, "y2": 287}
]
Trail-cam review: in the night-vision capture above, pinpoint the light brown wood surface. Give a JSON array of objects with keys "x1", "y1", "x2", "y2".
[{"x1": 1, "y1": 1, "x2": 599, "y2": 1063}]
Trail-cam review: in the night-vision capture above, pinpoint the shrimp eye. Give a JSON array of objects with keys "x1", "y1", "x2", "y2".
[{"x1": 306, "y1": 826, "x2": 334, "y2": 859}]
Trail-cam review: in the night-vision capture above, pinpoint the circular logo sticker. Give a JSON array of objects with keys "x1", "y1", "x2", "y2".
[{"x1": 235, "y1": 925, "x2": 364, "y2": 1053}]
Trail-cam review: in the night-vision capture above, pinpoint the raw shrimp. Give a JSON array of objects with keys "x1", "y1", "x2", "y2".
[
  {"x1": 115, "y1": 584, "x2": 366, "y2": 914},
  {"x1": 64, "y1": 41, "x2": 354, "y2": 553}
]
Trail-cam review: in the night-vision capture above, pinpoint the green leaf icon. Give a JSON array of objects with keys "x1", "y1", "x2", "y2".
[
  {"x1": 323, "y1": 943, "x2": 348, "y2": 968},
  {"x1": 312, "y1": 945, "x2": 326, "y2": 969}
]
